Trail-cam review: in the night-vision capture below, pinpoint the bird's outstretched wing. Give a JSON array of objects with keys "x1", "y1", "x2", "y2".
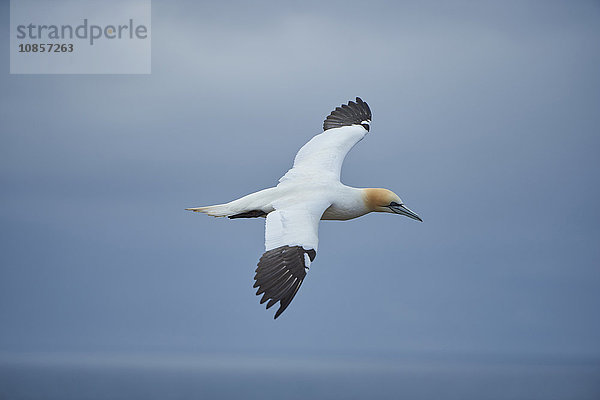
[
  {"x1": 279, "y1": 97, "x2": 372, "y2": 184},
  {"x1": 254, "y1": 199, "x2": 331, "y2": 319}
]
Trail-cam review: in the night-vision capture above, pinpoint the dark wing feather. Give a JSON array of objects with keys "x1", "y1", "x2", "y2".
[
  {"x1": 323, "y1": 97, "x2": 372, "y2": 131},
  {"x1": 254, "y1": 245, "x2": 316, "y2": 319}
]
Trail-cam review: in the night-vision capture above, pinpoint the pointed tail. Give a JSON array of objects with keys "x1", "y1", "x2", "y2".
[
  {"x1": 185, "y1": 204, "x2": 232, "y2": 217},
  {"x1": 186, "y1": 187, "x2": 277, "y2": 218}
]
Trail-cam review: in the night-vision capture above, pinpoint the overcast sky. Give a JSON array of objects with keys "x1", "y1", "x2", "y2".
[{"x1": 1, "y1": 0, "x2": 599, "y2": 362}]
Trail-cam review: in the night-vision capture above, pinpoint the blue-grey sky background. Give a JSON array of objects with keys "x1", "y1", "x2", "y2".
[{"x1": 1, "y1": 0, "x2": 599, "y2": 364}]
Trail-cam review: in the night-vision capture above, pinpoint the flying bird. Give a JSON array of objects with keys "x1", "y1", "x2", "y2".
[{"x1": 187, "y1": 97, "x2": 422, "y2": 318}]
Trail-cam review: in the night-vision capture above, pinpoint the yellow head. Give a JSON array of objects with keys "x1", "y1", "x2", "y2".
[{"x1": 363, "y1": 188, "x2": 422, "y2": 221}]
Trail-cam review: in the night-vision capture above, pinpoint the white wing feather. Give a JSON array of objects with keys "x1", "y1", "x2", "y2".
[
  {"x1": 264, "y1": 200, "x2": 331, "y2": 252},
  {"x1": 279, "y1": 125, "x2": 367, "y2": 184}
]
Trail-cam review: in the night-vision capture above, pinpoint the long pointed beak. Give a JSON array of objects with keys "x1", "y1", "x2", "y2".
[{"x1": 390, "y1": 204, "x2": 423, "y2": 222}]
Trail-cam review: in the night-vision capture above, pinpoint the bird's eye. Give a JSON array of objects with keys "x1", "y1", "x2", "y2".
[
  {"x1": 361, "y1": 123, "x2": 370, "y2": 131},
  {"x1": 389, "y1": 201, "x2": 400, "y2": 207}
]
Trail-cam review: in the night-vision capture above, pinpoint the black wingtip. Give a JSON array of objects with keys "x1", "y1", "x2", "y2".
[
  {"x1": 323, "y1": 97, "x2": 372, "y2": 131},
  {"x1": 274, "y1": 307, "x2": 285, "y2": 319},
  {"x1": 254, "y1": 245, "x2": 315, "y2": 319},
  {"x1": 274, "y1": 308, "x2": 283, "y2": 319}
]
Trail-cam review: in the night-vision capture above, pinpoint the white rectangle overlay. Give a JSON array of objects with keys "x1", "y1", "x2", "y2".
[{"x1": 10, "y1": 0, "x2": 151, "y2": 74}]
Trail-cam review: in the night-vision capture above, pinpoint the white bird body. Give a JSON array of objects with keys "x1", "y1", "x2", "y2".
[
  {"x1": 198, "y1": 182, "x2": 369, "y2": 222},
  {"x1": 187, "y1": 98, "x2": 422, "y2": 318}
]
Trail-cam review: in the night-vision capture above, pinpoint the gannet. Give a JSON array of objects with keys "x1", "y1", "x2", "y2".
[{"x1": 187, "y1": 98, "x2": 422, "y2": 319}]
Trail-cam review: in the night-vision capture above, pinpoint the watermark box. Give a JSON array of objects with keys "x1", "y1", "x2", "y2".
[{"x1": 10, "y1": 0, "x2": 151, "y2": 74}]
